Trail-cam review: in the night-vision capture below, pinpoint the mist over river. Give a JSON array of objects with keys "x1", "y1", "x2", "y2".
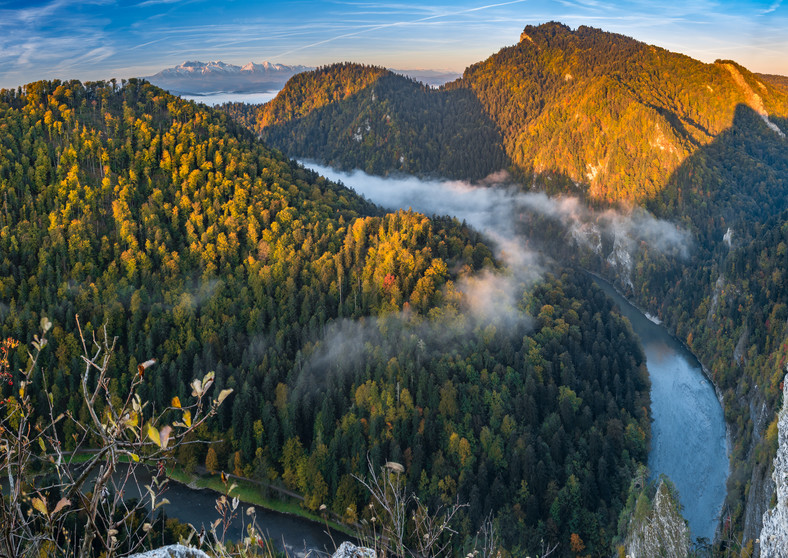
[
  {"x1": 50, "y1": 162, "x2": 729, "y2": 551},
  {"x1": 94, "y1": 145, "x2": 728, "y2": 545},
  {"x1": 305, "y1": 162, "x2": 730, "y2": 541}
]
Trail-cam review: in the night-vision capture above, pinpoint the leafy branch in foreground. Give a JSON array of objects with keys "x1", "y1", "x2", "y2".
[
  {"x1": 353, "y1": 458, "x2": 469, "y2": 558},
  {"x1": 0, "y1": 316, "x2": 233, "y2": 557}
]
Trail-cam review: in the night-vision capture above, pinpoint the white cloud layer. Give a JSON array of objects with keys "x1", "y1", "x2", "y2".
[{"x1": 305, "y1": 162, "x2": 692, "y2": 263}]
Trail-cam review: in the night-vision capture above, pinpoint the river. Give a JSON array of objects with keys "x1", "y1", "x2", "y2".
[
  {"x1": 107, "y1": 467, "x2": 340, "y2": 557},
  {"x1": 590, "y1": 278, "x2": 729, "y2": 541},
  {"x1": 52, "y1": 154, "x2": 727, "y2": 546}
]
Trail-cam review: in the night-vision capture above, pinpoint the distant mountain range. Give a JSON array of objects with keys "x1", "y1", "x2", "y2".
[
  {"x1": 145, "y1": 60, "x2": 313, "y2": 94},
  {"x1": 145, "y1": 61, "x2": 460, "y2": 94}
]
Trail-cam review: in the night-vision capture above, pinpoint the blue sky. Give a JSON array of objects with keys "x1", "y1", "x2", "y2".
[{"x1": 0, "y1": 0, "x2": 786, "y2": 89}]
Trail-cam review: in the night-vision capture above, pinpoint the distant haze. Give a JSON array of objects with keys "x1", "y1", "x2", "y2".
[
  {"x1": 391, "y1": 69, "x2": 462, "y2": 87},
  {"x1": 146, "y1": 60, "x2": 309, "y2": 95},
  {"x1": 147, "y1": 61, "x2": 460, "y2": 97},
  {"x1": 179, "y1": 91, "x2": 280, "y2": 106}
]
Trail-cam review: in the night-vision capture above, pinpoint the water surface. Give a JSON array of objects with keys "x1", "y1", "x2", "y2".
[
  {"x1": 592, "y1": 277, "x2": 729, "y2": 541},
  {"x1": 113, "y1": 467, "x2": 339, "y2": 557}
]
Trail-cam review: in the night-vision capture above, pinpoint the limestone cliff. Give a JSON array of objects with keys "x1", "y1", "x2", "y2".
[
  {"x1": 759, "y1": 378, "x2": 788, "y2": 557},
  {"x1": 625, "y1": 480, "x2": 690, "y2": 558}
]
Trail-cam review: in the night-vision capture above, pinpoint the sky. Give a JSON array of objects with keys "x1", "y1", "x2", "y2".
[{"x1": 0, "y1": 0, "x2": 786, "y2": 89}]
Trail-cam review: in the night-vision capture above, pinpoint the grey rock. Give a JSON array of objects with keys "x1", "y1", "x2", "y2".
[
  {"x1": 128, "y1": 544, "x2": 211, "y2": 558},
  {"x1": 759, "y1": 376, "x2": 788, "y2": 558},
  {"x1": 625, "y1": 480, "x2": 690, "y2": 558},
  {"x1": 332, "y1": 541, "x2": 377, "y2": 558}
]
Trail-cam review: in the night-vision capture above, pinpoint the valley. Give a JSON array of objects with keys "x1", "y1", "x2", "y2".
[{"x1": 1, "y1": 16, "x2": 787, "y2": 558}]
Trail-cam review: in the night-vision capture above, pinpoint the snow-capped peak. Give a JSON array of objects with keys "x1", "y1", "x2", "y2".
[
  {"x1": 155, "y1": 60, "x2": 308, "y2": 78},
  {"x1": 146, "y1": 60, "x2": 313, "y2": 94}
]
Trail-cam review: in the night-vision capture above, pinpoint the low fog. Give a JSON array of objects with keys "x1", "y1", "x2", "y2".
[{"x1": 304, "y1": 162, "x2": 692, "y2": 265}]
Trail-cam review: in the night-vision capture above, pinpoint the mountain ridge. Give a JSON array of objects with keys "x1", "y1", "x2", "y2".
[
  {"x1": 152, "y1": 60, "x2": 310, "y2": 77},
  {"x1": 0, "y1": 78, "x2": 651, "y2": 557},
  {"x1": 145, "y1": 60, "x2": 313, "y2": 94},
  {"x1": 145, "y1": 61, "x2": 461, "y2": 95},
  {"x1": 247, "y1": 22, "x2": 788, "y2": 205}
]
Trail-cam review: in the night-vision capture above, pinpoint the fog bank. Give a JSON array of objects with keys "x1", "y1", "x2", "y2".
[{"x1": 304, "y1": 163, "x2": 692, "y2": 265}]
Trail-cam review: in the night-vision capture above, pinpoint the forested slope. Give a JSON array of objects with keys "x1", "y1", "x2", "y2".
[
  {"x1": 240, "y1": 23, "x2": 788, "y2": 205},
  {"x1": 759, "y1": 73, "x2": 788, "y2": 94},
  {"x1": 492, "y1": 88, "x2": 788, "y2": 546},
  {"x1": 223, "y1": 22, "x2": 788, "y2": 547},
  {"x1": 455, "y1": 22, "x2": 788, "y2": 204},
  {"x1": 231, "y1": 63, "x2": 507, "y2": 179},
  {"x1": 0, "y1": 79, "x2": 650, "y2": 556}
]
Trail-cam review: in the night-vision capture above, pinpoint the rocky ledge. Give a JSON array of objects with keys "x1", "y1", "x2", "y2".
[
  {"x1": 130, "y1": 541, "x2": 375, "y2": 558},
  {"x1": 759, "y1": 375, "x2": 788, "y2": 558},
  {"x1": 129, "y1": 545, "x2": 210, "y2": 558}
]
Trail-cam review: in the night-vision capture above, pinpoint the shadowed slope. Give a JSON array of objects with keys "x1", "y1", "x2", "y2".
[
  {"x1": 240, "y1": 23, "x2": 788, "y2": 206},
  {"x1": 248, "y1": 63, "x2": 508, "y2": 180}
]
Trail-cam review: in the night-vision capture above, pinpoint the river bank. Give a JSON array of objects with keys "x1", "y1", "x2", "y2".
[{"x1": 587, "y1": 271, "x2": 735, "y2": 502}]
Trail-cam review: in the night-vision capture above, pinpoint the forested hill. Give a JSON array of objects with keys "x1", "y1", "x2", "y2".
[
  {"x1": 220, "y1": 22, "x2": 788, "y2": 548},
  {"x1": 237, "y1": 23, "x2": 788, "y2": 205},
  {"x1": 0, "y1": 80, "x2": 651, "y2": 556},
  {"x1": 759, "y1": 72, "x2": 788, "y2": 94},
  {"x1": 228, "y1": 63, "x2": 507, "y2": 179},
  {"x1": 455, "y1": 22, "x2": 788, "y2": 203}
]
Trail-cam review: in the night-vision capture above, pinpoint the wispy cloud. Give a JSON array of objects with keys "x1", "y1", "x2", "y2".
[
  {"x1": 0, "y1": 0, "x2": 115, "y2": 86},
  {"x1": 1, "y1": 0, "x2": 787, "y2": 90},
  {"x1": 136, "y1": 0, "x2": 195, "y2": 6},
  {"x1": 272, "y1": 0, "x2": 528, "y2": 58}
]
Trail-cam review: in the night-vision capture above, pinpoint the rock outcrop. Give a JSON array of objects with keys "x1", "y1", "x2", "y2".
[
  {"x1": 759, "y1": 378, "x2": 788, "y2": 557},
  {"x1": 625, "y1": 480, "x2": 690, "y2": 558},
  {"x1": 129, "y1": 544, "x2": 210, "y2": 558},
  {"x1": 332, "y1": 541, "x2": 377, "y2": 558},
  {"x1": 129, "y1": 540, "x2": 377, "y2": 558}
]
